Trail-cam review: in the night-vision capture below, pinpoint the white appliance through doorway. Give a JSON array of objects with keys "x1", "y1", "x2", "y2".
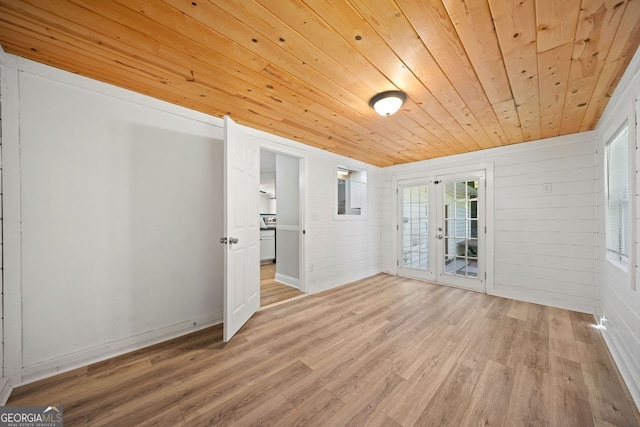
[{"x1": 397, "y1": 171, "x2": 486, "y2": 292}]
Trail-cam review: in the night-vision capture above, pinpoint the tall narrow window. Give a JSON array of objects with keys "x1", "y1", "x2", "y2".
[
  {"x1": 337, "y1": 166, "x2": 366, "y2": 216},
  {"x1": 605, "y1": 125, "x2": 629, "y2": 263}
]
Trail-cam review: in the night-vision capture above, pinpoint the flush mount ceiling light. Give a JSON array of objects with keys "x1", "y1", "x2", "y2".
[{"x1": 369, "y1": 90, "x2": 407, "y2": 116}]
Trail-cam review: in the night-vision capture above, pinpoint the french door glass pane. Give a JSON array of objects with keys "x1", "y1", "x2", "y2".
[
  {"x1": 443, "y1": 179, "x2": 479, "y2": 278},
  {"x1": 401, "y1": 184, "x2": 429, "y2": 271}
]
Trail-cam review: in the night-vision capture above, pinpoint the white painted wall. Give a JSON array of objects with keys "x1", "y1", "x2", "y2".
[
  {"x1": 247, "y1": 130, "x2": 383, "y2": 295},
  {"x1": 275, "y1": 153, "x2": 300, "y2": 287},
  {"x1": 306, "y1": 158, "x2": 382, "y2": 292},
  {"x1": 595, "y1": 46, "x2": 640, "y2": 409},
  {"x1": 259, "y1": 193, "x2": 276, "y2": 214},
  {"x1": 382, "y1": 132, "x2": 598, "y2": 314},
  {"x1": 1, "y1": 53, "x2": 225, "y2": 384},
  {"x1": 0, "y1": 50, "x2": 9, "y2": 404},
  {"x1": 1, "y1": 53, "x2": 384, "y2": 387}
]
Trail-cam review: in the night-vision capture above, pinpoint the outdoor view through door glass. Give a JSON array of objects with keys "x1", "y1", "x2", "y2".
[
  {"x1": 401, "y1": 184, "x2": 429, "y2": 270},
  {"x1": 444, "y1": 180, "x2": 478, "y2": 278}
]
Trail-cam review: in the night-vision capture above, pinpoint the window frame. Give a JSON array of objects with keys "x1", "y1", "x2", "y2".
[
  {"x1": 604, "y1": 123, "x2": 630, "y2": 267},
  {"x1": 334, "y1": 163, "x2": 368, "y2": 220}
]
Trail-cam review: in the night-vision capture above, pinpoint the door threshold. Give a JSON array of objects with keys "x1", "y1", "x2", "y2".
[{"x1": 259, "y1": 293, "x2": 308, "y2": 311}]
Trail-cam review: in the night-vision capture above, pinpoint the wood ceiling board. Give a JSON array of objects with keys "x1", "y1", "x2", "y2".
[
  {"x1": 349, "y1": 0, "x2": 488, "y2": 152},
  {"x1": 559, "y1": 0, "x2": 627, "y2": 133},
  {"x1": 489, "y1": 0, "x2": 542, "y2": 142},
  {"x1": 398, "y1": 0, "x2": 508, "y2": 148},
  {"x1": 441, "y1": 0, "x2": 524, "y2": 144},
  {"x1": 0, "y1": 0, "x2": 638, "y2": 166},
  {"x1": 259, "y1": 0, "x2": 458, "y2": 160},
  {"x1": 580, "y1": 0, "x2": 640, "y2": 131},
  {"x1": 538, "y1": 42, "x2": 574, "y2": 138},
  {"x1": 536, "y1": 0, "x2": 582, "y2": 53},
  {"x1": 289, "y1": 0, "x2": 460, "y2": 156}
]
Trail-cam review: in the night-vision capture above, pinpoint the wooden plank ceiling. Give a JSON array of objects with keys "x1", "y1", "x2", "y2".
[{"x1": 1, "y1": 0, "x2": 639, "y2": 166}]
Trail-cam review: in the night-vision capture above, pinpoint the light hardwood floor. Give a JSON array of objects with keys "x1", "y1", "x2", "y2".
[
  {"x1": 260, "y1": 262, "x2": 304, "y2": 307},
  {"x1": 8, "y1": 274, "x2": 640, "y2": 426}
]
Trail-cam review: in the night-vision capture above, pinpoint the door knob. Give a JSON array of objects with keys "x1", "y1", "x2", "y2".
[
  {"x1": 437, "y1": 234, "x2": 443, "y2": 239},
  {"x1": 230, "y1": 237, "x2": 239, "y2": 244},
  {"x1": 220, "y1": 237, "x2": 227, "y2": 244}
]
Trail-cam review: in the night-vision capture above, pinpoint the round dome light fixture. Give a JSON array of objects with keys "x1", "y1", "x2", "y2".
[{"x1": 369, "y1": 90, "x2": 407, "y2": 116}]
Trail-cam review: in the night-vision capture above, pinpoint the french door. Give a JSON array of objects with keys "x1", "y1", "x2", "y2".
[{"x1": 398, "y1": 171, "x2": 486, "y2": 292}]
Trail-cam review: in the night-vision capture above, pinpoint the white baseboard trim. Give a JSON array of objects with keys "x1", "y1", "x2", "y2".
[
  {"x1": 598, "y1": 316, "x2": 640, "y2": 412},
  {"x1": 0, "y1": 377, "x2": 12, "y2": 405},
  {"x1": 308, "y1": 269, "x2": 382, "y2": 295},
  {"x1": 274, "y1": 273, "x2": 300, "y2": 289},
  {"x1": 488, "y1": 285, "x2": 595, "y2": 314},
  {"x1": 19, "y1": 311, "x2": 223, "y2": 386}
]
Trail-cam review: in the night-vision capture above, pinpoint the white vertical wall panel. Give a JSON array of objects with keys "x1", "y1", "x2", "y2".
[
  {"x1": 304, "y1": 156, "x2": 382, "y2": 293},
  {"x1": 14, "y1": 62, "x2": 225, "y2": 381},
  {"x1": 382, "y1": 131, "x2": 598, "y2": 314},
  {"x1": 247, "y1": 126, "x2": 383, "y2": 295},
  {"x1": 595, "y1": 46, "x2": 640, "y2": 410}
]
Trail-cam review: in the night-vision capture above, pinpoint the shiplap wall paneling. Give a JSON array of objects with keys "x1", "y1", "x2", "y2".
[
  {"x1": 595, "y1": 46, "x2": 640, "y2": 409},
  {"x1": 493, "y1": 136, "x2": 597, "y2": 313},
  {"x1": 381, "y1": 132, "x2": 598, "y2": 314},
  {"x1": 304, "y1": 157, "x2": 382, "y2": 294}
]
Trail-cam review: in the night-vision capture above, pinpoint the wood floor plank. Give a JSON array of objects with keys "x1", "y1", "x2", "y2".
[
  {"x1": 549, "y1": 306, "x2": 580, "y2": 362},
  {"x1": 7, "y1": 274, "x2": 640, "y2": 426},
  {"x1": 576, "y1": 340, "x2": 640, "y2": 426},
  {"x1": 508, "y1": 299, "x2": 531, "y2": 320},
  {"x1": 504, "y1": 364, "x2": 550, "y2": 426},
  {"x1": 260, "y1": 262, "x2": 304, "y2": 306},
  {"x1": 413, "y1": 362, "x2": 480, "y2": 426},
  {"x1": 549, "y1": 355, "x2": 595, "y2": 427},
  {"x1": 459, "y1": 359, "x2": 515, "y2": 427}
]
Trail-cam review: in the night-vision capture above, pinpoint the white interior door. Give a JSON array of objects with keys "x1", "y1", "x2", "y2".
[
  {"x1": 397, "y1": 172, "x2": 485, "y2": 292},
  {"x1": 223, "y1": 116, "x2": 260, "y2": 342}
]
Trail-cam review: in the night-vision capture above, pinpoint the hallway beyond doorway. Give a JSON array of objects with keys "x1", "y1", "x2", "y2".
[{"x1": 260, "y1": 263, "x2": 303, "y2": 306}]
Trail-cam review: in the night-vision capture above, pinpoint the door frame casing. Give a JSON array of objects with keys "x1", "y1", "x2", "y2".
[
  {"x1": 390, "y1": 162, "x2": 495, "y2": 293},
  {"x1": 249, "y1": 131, "x2": 307, "y2": 295}
]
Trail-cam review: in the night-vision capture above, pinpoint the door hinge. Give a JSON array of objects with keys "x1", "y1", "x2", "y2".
[
  {"x1": 484, "y1": 226, "x2": 487, "y2": 233},
  {"x1": 397, "y1": 260, "x2": 399, "y2": 266},
  {"x1": 396, "y1": 188, "x2": 399, "y2": 194},
  {"x1": 303, "y1": 229, "x2": 306, "y2": 235},
  {"x1": 485, "y1": 272, "x2": 487, "y2": 280},
  {"x1": 397, "y1": 224, "x2": 399, "y2": 230}
]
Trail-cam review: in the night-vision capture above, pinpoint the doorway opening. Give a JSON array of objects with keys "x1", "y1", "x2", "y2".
[
  {"x1": 259, "y1": 149, "x2": 305, "y2": 307},
  {"x1": 397, "y1": 170, "x2": 486, "y2": 293}
]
